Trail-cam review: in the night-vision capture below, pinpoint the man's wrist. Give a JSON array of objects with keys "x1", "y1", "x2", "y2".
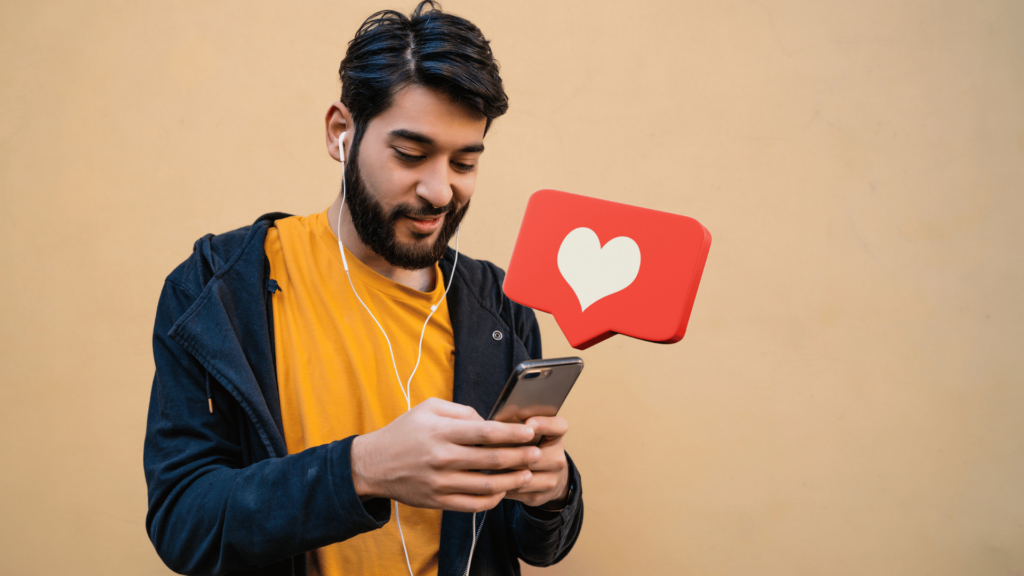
[
  {"x1": 350, "y1": 435, "x2": 378, "y2": 502},
  {"x1": 536, "y1": 476, "x2": 574, "y2": 512}
]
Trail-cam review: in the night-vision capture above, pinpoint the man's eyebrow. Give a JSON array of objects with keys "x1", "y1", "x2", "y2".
[{"x1": 389, "y1": 129, "x2": 485, "y2": 154}]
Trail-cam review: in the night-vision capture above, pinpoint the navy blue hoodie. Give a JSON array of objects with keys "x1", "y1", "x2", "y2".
[{"x1": 144, "y1": 214, "x2": 584, "y2": 575}]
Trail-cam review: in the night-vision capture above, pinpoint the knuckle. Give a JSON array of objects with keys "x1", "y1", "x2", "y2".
[
  {"x1": 516, "y1": 453, "x2": 530, "y2": 468},
  {"x1": 409, "y1": 412, "x2": 428, "y2": 428},
  {"x1": 487, "y1": 450, "x2": 505, "y2": 468},
  {"x1": 426, "y1": 474, "x2": 444, "y2": 492},
  {"x1": 428, "y1": 446, "x2": 450, "y2": 469}
]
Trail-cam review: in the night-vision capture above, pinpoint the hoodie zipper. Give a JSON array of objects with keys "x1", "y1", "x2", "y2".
[{"x1": 462, "y1": 510, "x2": 487, "y2": 576}]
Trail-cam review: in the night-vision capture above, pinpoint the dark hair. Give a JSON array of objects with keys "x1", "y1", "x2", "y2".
[{"x1": 338, "y1": 0, "x2": 508, "y2": 144}]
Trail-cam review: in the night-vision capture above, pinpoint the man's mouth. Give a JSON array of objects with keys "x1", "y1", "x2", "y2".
[{"x1": 404, "y1": 213, "x2": 444, "y2": 233}]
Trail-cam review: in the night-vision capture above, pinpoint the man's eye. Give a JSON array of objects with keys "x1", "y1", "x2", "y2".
[
  {"x1": 394, "y1": 149, "x2": 425, "y2": 162},
  {"x1": 452, "y1": 161, "x2": 476, "y2": 173}
]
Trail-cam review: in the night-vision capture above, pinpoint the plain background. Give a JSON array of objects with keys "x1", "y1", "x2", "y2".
[{"x1": 2, "y1": 0, "x2": 1022, "y2": 574}]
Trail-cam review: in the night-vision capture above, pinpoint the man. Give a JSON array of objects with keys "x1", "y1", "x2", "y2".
[{"x1": 144, "y1": 3, "x2": 584, "y2": 575}]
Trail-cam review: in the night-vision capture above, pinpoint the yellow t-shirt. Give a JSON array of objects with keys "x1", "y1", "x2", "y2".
[{"x1": 265, "y1": 209, "x2": 454, "y2": 576}]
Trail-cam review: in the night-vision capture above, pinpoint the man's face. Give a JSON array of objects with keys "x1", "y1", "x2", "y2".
[{"x1": 344, "y1": 84, "x2": 487, "y2": 270}]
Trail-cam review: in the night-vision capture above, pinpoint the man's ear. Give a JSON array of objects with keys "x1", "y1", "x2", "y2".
[{"x1": 325, "y1": 102, "x2": 353, "y2": 163}]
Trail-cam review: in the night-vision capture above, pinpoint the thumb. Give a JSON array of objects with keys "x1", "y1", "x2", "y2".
[{"x1": 417, "y1": 398, "x2": 484, "y2": 421}]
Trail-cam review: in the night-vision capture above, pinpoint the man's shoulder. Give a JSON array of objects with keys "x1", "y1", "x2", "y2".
[
  {"x1": 443, "y1": 248, "x2": 506, "y2": 286},
  {"x1": 164, "y1": 212, "x2": 292, "y2": 298},
  {"x1": 441, "y1": 249, "x2": 541, "y2": 355},
  {"x1": 441, "y1": 249, "x2": 536, "y2": 319},
  {"x1": 441, "y1": 248, "x2": 507, "y2": 299}
]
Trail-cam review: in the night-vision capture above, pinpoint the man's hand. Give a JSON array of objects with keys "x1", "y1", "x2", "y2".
[
  {"x1": 504, "y1": 416, "x2": 570, "y2": 509},
  {"x1": 350, "y1": 398, "x2": 544, "y2": 513}
]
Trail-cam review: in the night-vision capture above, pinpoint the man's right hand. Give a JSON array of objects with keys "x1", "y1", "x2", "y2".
[{"x1": 350, "y1": 398, "x2": 543, "y2": 513}]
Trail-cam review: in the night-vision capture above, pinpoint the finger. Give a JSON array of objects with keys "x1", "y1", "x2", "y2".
[
  {"x1": 502, "y1": 490, "x2": 558, "y2": 508},
  {"x1": 444, "y1": 419, "x2": 536, "y2": 446},
  {"x1": 505, "y1": 472, "x2": 561, "y2": 496},
  {"x1": 437, "y1": 470, "x2": 533, "y2": 496},
  {"x1": 435, "y1": 492, "x2": 505, "y2": 514},
  {"x1": 417, "y1": 398, "x2": 483, "y2": 421},
  {"x1": 438, "y1": 445, "x2": 543, "y2": 471},
  {"x1": 504, "y1": 484, "x2": 545, "y2": 497},
  {"x1": 524, "y1": 416, "x2": 568, "y2": 438},
  {"x1": 537, "y1": 434, "x2": 565, "y2": 449},
  {"x1": 536, "y1": 434, "x2": 561, "y2": 448},
  {"x1": 520, "y1": 445, "x2": 567, "y2": 472},
  {"x1": 523, "y1": 456, "x2": 565, "y2": 472}
]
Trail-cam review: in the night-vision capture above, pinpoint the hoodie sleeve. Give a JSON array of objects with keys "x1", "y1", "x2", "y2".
[
  {"x1": 144, "y1": 278, "x2": 391, "y2": 576},
  {"x1": 504, "y1": 301, "x2": 585, "y2": 567}
]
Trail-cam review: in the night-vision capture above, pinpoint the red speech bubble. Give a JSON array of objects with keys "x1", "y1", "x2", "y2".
[{"x1": 503, "y1": 190, "x2": 711, "y2": 350}]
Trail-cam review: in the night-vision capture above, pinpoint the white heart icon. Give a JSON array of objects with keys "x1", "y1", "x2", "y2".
[{"x1": 557, "y1": 227, "x2": 641, "y2": 311}]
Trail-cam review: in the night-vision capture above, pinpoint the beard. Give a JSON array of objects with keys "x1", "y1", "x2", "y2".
[{"x1": 342, "y1": 140, "x2": 469, "y2": 271}]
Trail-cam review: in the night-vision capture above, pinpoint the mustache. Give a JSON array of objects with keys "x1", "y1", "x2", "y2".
[{"x1": 392, "y1": 200, "x2": 455, "y2": 220}]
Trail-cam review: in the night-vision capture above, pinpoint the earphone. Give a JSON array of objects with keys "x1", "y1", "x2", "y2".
[{"x1": 335, "y1": 131, "x2": 480, "y2": 576}]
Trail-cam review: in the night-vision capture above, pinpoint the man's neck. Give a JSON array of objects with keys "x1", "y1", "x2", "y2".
[{"x1": 326, "y1": 199, "x2": 437, "y2": 293}]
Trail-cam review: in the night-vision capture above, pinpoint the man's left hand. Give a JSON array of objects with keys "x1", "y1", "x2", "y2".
[{"x1": 503, "y1": 416, "x2": 570, "y2": 509}]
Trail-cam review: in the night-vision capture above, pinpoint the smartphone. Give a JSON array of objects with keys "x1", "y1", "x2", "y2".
[{"x1": 486, "y1": 357, "x2": 584, "y2": 447}]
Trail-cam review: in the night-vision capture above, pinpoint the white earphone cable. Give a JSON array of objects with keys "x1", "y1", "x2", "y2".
[{"x1": 335, "y1": 132, "x2": 475, "y2": 576}]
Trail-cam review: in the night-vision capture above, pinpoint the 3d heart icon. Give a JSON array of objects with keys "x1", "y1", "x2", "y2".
[
  {"x1": 557, "y1": 228, "x2": 641, "y2": 311},
  {"x1": 503, "y1": 189, "x2": 711, "y2": 350}
]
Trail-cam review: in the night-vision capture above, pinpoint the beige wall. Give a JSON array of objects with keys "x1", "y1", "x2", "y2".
[{"x1": 2, "y1": 0, "x2": 1022, "y2": 574}]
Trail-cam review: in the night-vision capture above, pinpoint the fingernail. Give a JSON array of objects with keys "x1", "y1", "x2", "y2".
[{"x1": 531, "y1": 448, "x2": 542, "y2": 461}]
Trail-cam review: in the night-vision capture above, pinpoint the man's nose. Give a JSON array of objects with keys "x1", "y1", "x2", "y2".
[{"x1": 416, "y1": 159, "x2": 454, "y2": 209}]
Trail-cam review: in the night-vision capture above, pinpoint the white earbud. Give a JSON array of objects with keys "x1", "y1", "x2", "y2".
[{"x1": 338, "y1": 130, "x2": 347, "y2": 165}]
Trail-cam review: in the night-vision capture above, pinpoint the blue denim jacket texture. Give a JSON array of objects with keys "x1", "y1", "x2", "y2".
[{"x1": 144, "y1": 213, "x2": 584, "y2": 576}]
